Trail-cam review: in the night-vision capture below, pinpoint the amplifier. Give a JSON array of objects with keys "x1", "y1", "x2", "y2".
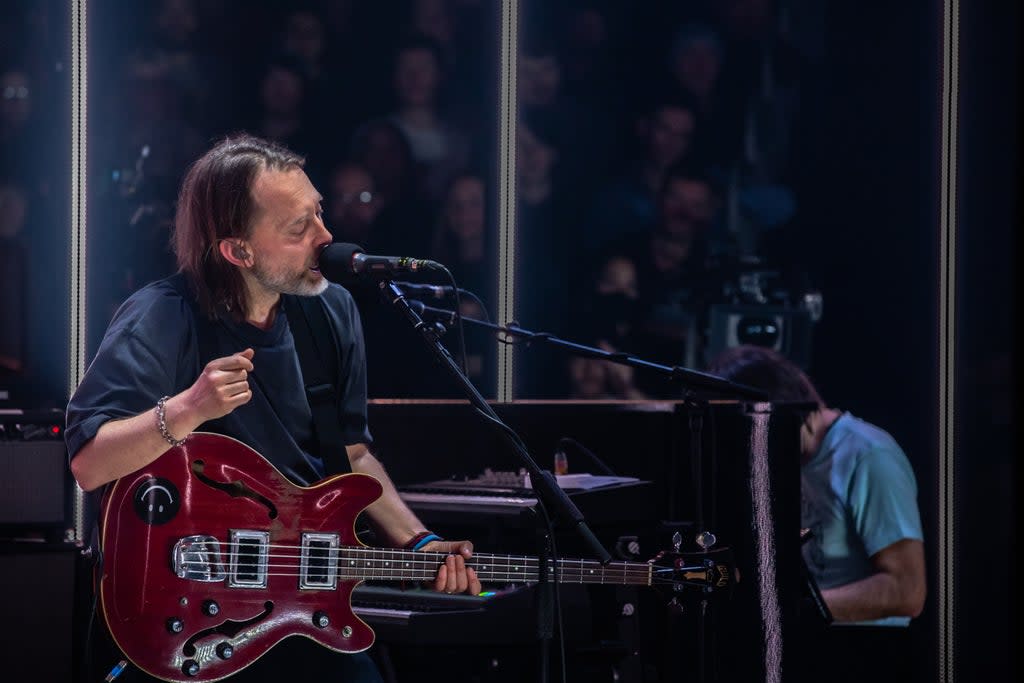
[
  {"x1": 0, "y1": 545, "x2": 77, "y2": 680},
  {"x1": 0, "y1": 409, "x2": 71, "y2": 539}
]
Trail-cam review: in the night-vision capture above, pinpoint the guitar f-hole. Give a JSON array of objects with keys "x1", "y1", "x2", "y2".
[
  {"x1": 190, "y1": 459, "x2": 279, "y2": 519},
  {"x1": 181, "y1": 600, "x2": 275, "y2": 658}
]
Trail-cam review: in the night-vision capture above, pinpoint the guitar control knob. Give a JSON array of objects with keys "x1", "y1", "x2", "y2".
[
  {"x1": 203, "y1": 600, "x2": 220, "y2": 616},
  {"x1": 216, "y1": 642, "x2": 234, "y2": 659},
  {"x1": 166, "y1": 617, "x2": 184, "y2": 634},
  {"x1": 313, "y1": 611, "x2": 330, "y2": 628},
  {"x1": 696, "y1": 530, "x2": 717, "y2": 551},
  {"x1": 181, "y1": 660, "x2": 200, "y2": 677}
]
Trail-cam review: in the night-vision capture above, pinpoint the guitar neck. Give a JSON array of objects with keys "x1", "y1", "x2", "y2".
[{"x1": 337, "y1": 548, "x2": 652, "y2": 587}]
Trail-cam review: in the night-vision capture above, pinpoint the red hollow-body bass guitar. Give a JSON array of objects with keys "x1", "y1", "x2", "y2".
[{"x1": 98, "y1": 432, "x2": 727, "y2": 682}]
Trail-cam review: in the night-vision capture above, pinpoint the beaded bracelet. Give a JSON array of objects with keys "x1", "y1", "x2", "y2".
[
  {"x1": 404, "y1": 531, "x2": 443, "y2": 551},
  {"x1": 155, "y1": 396, "x2": 189, "y2": 447}
]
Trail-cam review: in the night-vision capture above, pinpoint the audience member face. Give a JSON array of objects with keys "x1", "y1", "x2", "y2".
[
  {"x1": 261, "y1": 65, "x2": 304, "y2": 116},
  {"x1": 1, "y1": 69, "x2": 32, "y2": 130},
  {"x1": 412, "y1": 0, "x2": 454, "y2": 46},
  {"x1": 597, "y1": 257, "x2": 638, "y2": 299},
  {"x1": 0, "y1": 183, "x2": 28, "y2": 238},
  {"x1": 672, "y1": 39, "x2": 722, "y2": 99},
  {"x1": 328, "y1": 165, "x2": 379, "y2": 232},
  {"x1": 125, "y1": 64, "x2": 178, "y2": 121},
  {"x1": 156, "y1": 0, "x2": 198, "y2": 47},
  {"x1": 719, "y1": 0, "x2": 774, "y2": 41},
  {"x1": 517, "y1": 124, "x2": 557, "y2": 186},
  {"x1": 284, "y1": 11, "x2": 326, "y2": 65},
  {"x1": 646, "y1": 106, "x2": 695, "y2": 169},
  {"x1": 659, "y1": 178, "x2": 713, "y2": 240},
  {"x1": 519, "y1": 54, "x2": 561, "y2": 107},
  {"x1": 650, "y1": 231, "x2": 690, "y2": 273},
  {"x1": 394, "y1": 47, "x2": 440, "y2": 109},
  {"x1": 445, "y1": 176, "x2": 485, "y2": 240},
  {"x1": 357, "y1": 124, "x2": 413, "y2": 196},
  {"x1": 568, "y1": 8, "x2": 608, "y2": 49},
  {"x1": 569, "y1": 356, "x2": 608, "y2": 398}
]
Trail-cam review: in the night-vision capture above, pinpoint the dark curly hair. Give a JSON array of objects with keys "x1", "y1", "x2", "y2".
[{"x1": 705, "y1": 345, "x2": 823, "y2": 407}]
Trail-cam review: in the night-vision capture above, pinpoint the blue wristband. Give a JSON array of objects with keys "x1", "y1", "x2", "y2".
[{"x1": 411, "y1": 533, "x2": 442, "y2": 551}]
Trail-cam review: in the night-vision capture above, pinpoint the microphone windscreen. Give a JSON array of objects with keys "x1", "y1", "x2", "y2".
[{"x1": 318, "y1": 242, "x2": 364, "y2": 282}]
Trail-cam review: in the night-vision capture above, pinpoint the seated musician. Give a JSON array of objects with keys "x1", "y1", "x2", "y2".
[
  {"x1": 707, "y1": 345, "x2": 925, "y2": 680},
  {"x1": 66, "y1": 134, "x2": 480, "y2": 682}
]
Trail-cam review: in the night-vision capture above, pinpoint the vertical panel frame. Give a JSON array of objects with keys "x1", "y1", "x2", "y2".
[
  {"x1": 69, "y1": 0, "x2": 89, "y2": 544},
  {"x1": 938, "y1": 0, "x2": 959, "y2": 680},
  {"x1": 496, "y1": 0, "x2": 519, "y2": 402}
]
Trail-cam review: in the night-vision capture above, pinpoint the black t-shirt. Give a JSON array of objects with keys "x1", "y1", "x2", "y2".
[{"x1": 66, "y1": 273, "x2": 372, "y2": 486}]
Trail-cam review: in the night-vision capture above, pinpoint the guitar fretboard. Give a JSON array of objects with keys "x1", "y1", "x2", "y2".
[{"x1": 334, "y1": 548, "x2": 653, "y2": 586}]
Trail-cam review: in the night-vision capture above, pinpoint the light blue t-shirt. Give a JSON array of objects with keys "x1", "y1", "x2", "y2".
[{"x1": 801, "y1": 413, "x2": 923, "y2": 627}]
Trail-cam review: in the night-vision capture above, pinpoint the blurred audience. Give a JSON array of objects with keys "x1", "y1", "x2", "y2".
[
  {"x1": 430, "y1": 172, "x2": 491, "y2": 301},
  {"x1": 247, "y1": 57, "x2": 316, "y2": 158},
  {"x1": 1, "y1": 0, "x2": 810, "y2": 402},
  {"x1": 325, "y1": 161, "x2": 384, "y2": 250},
  {"x1": 0, "y1": 179, "x2": 27, "y2": 385},
  {"x1": 386, "y1": 34, "x2": 473, "y2": 202},
  {"x1": 568, "y1": 343, "x2": 649, "y2": 401},
  {"x1": 590, "y1": 165, "x2": 721, "y2": 396},
  {"x1": 349, "y1": 117, "x2": 433, "y2": 255},
  {"x1": 587, "y1": 94, "x2": 700, "y2": 249}
]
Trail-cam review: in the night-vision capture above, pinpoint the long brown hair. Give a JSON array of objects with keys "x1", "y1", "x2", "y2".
[{"x1": 173, "y1": 134, "x2": 304, "y2": 318}]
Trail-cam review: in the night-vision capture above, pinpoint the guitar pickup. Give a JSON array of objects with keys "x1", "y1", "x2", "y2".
[
  {"x1": 299, "y1": 533, "x2": 340, "y2": 590},
  {"x1": 228, "y1": 530, "x2": 270, "y2": 588},
  {"x1": 173, "y1": 535, "x2": 227, "y2": 582}
]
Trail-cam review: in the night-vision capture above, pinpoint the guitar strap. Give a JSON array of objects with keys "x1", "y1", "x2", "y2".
[{"x1": 282, "y1": 294, "x2": 352, "y2": 476}]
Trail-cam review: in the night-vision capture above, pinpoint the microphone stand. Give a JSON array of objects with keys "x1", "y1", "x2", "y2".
[
  {"x1": 378, "y1": 281, "x2": 609, "y2": 683},
  {"x1": 408, "y1": 307, "x2": 768, "y2": 401},
  {"x1": 406, "y1": 298, "x2": 770, "y2": 683}
]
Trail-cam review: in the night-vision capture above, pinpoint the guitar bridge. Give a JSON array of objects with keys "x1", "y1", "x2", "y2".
[{"x1": 173, "y1": 535, "x2": 227, "y2": 582}]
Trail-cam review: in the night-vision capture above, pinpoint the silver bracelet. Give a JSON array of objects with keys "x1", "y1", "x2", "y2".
[{"x1": 155, "y1": 396, "x2": 188, "y2": 447}]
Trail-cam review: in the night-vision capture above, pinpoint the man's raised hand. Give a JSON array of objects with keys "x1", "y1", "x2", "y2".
[{"x1": 185, "y1": 348, "x2": 255, "y2": 423}]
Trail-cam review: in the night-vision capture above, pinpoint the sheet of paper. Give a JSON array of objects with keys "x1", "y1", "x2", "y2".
[{"x1": 523, "y1": 472, "x2": 640, "y2": 491}]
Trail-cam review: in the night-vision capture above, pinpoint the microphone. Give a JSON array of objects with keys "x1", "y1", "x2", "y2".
[
  {"x1": 407, "y1": 300, "x2": 458, "y2": 326},
  {"x1": 318, "y1": 243, "x2": 442, "y2": 282},
  {"x1": 393, "y1": 281, "x2": 458, "y2": 299}
]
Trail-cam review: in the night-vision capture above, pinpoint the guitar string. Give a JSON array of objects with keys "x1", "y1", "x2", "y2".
[
  {"x1": 191, "y1": 546, "x2": 650, "y2": 563},
  {"x1": 175, "y1": 563, "x2": 656, "y2": 583},
  {"x1": 174, "y1": 568, "x2": 656, "y2": 584},
  {"x1": 176, "y1": 558, "x2": 654, "y2": 575},
  {"x1": 176, "y1": 562, "x2": 652, "y2": 576},
  {"x1": 179, "y1": 545, "x2": 652, "y2": 569},
  {"x1": 177, "y1": 551, "x2": 651, "y2": 571},
  {"x1": 176, "y1": 545, "x2": 657, "y2": 582},
  {"x1": 176, "y1": 553, "x2": 654, "y2": 576}
]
